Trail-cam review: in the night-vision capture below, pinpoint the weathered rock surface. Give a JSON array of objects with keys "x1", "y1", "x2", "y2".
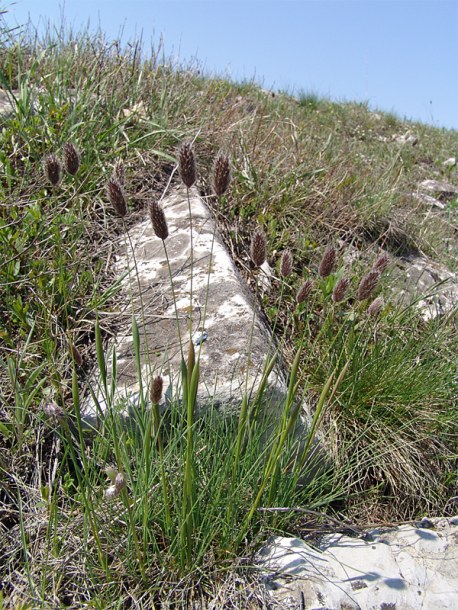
[
  {"x1": 393, "y1": 131, "x2": 418, "y2": 146},
  {"x1": 0, "y1": 89, "x2": 13, "y2": 116},
  {"x1": 412, "y1": 178, "x2": 458, "y2": 209},
  {"x1": 442, "y1": 157, "x2": 456, "y2": 169},
  {"x1": 256, "y1": 516, "x2": 458, "y2": 610},
  {"x1": 395, "y1": 255, "x2": 458, "y2": 320},
  {"x1": 84, "y1": 186, "x2": 287, "y2": 419},
  {"x1": 419, "y1": 179, "x2": 458, "y2": 198},
  {"x1": 338, "y1": 238, "x2": 458, "y2": 320},
  {"x1": 0, "y1": 87, "x2": 48, "y2": 117},
  {"x1": 412, "y1": 190, "x2": 447, "y2": 210}
]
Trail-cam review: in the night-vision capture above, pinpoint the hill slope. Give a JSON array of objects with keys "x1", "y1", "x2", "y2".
[{"x1": 0, "y1": 21, "x2": 457, "y2": 608}]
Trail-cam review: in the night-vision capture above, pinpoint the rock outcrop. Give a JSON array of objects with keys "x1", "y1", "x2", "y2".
[
  {"x1": 256, "y1": 516, "x2": 458, "y2": 609},
  {"x1": 83, "y1": 186, "x2": 287, "y2": 420},
  {"x1": 395, "y1": 255, "x2": 458, "y2": 320},
  {"x1": 413, "y1": 178, "x2": 458, "y2": 210}
]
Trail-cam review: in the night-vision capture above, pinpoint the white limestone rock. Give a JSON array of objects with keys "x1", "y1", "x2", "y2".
[
  {"x1": 393, "y1": 131, "x2": 418, "y2": 146},
  {"x1": 442, "y1": 157, "x2": 456, "y2": 169},
  {"x1": 256, "y1": 516, "x2": 458, "y2": 610},
  {"x1": 412, "y1": 178, "x2": 458, "y2": 209},
  {"x1": 83, "y1": 186, "x2": 287, "y2": 420},
  {"x1": 395, "y1": 256, "x2": 458, "y2": 320},
  {"x1": 411, "y1": 191, "x2": 446, "y2": 209},
  {"x1": 419, "y1": 179, "x2": 458, "y2": 198}
]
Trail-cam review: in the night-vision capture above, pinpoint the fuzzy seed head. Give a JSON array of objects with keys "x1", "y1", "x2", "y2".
[
  {"x1": 149, "y1": 201, "x2": 169, "y2": 240},
  {"x1": 373, "y1": 252, "x2": 390, "y2": 275},
  {"x1": 250, "y1": 228, "x2": 267, "y2": 267},
  {"x1": 63, "y1": 142, "x2": 80, "y2": 175},
  {"x1": 296, "y1": 279, "x2": 313, "y2": 304},
  {"x1": 42, "y1": 402, "x2": 65, "y2": 420},
  {"x1": 107, "y1": 177, "x2": 127, "y2": 217},
  {"x1": 368, "y1": 295, "x2": 384, "y2": 318},
  {"x1": 332, "y1": 277, "x2": 350, "y2": 302},
  {"x1": 44, "y1": 153, "x2": 62, "y2": 186},
  {"x1": 105, "y1": 485, "x2": 117, "y2": 500},
  {"x1": 114, "y1": 472, "x2": 126, "y2": 493},
  {"x1": 319, "y1": 246, "x2": 337, "y2": 278},
  {"x1": 179, "y1": 142, "x2": 196, "y2": 188},
  {"x1": 280, "y1": 249, "x2": 293, "y2": 278},
  {"x1": 151, "y1": 375, "x2": 163, "y2": 405},
  {"x1": 357, "y1": 270, "x2": 380, "y2": 301},
  {"x1": 212, "y1": 151, "x2": 231, "y2": 196}
]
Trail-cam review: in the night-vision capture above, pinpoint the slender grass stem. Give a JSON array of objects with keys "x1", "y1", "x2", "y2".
[
  {"x1": 152, "y1": 401, "x2": 172, "y2": 530},
  {"x1": 163, "y1": 241, "x2": 184, "y2": 359},
  {"x1": 186, "y1": 186, "x2": 194, "y2": 339},
  {"x1": 125, "y1": 223, "x2": 154, "y2": 386}
]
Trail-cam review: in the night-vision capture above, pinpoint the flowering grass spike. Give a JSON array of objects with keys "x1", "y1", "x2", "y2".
[
  {"x1": 179, "y1": 142, "x2": 196, "y2": 188},
  {"x1": 149, "y1": 201, "x2": 169, "y2": 240},
  {"x1": 250, "y1": 228, "x2": 267, "y2": 267},
  {"x1": 212, "y1": 151, "x2": 231, "y2": 196},
  {"x1": 44, "y1": 153, "x2": 62, "y2": 186},
  {"x1": 107, "y1": 177, "x2": 127, "y2": 217},
  {"x1": 319, "y1": 246, "x2": 337, "y2": 278},
  {"x1": 63, "y1": 142, "x2": 80, "y2": 175}
]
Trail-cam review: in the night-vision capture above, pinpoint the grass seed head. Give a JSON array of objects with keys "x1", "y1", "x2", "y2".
[
  {"x1": 373, "y1": 252, "x2": 390, "y2": 274},
  {"x1": 280, "y1": 249, "x2": 293, "y2": 277},
  {"x1": 319, "y1": 246, "x2": 337, "y2": 277},
  {"x1": 44, "y1": 153, "x2": 62, "y2": 186},
  {"x1": 179, "y1": 141, "x2": 196, "y2": 188},
  {"x1": 105, "y1": 470, "x2": 125, "y2": 499},
  {"x1": 296, "y1": 279, "x2": 313, "y2": 304},
  {"x1": 151, "y1": 375, "x2": 164, "y2": 405},
  {"x1": 250, "y1": 228, "x2": 267, "y2": 267},
  {"x1": 114, "y1": 472, "x2": 126, "y2": 493},
  {"x1": 332, "y1": 276, "x2": 350, "y2": 302},
  {"x1": 358, "y1": 269, "x2": 380, "y2": 301},
  {"x1": 107, "y1": 177, "x2": 127, "y2": 217},
  {"x1": 149, "y1": 201, "x2": 169, "y2": 240},
  {"x1": 368, "y1": 295, "x2": 384, "y2": 317},
  {"x1": 105, "y1": 485, "x2": 118, "y2": 500},
  {"x1": 212, "y1": 151, "x2": 231, "y2": 196},
  {"x1": 63, "y1": 142, "x2": 80, "y2": 175},
  {"x1": 42, "y1": 402, "x2": 65, "y2": 420}
]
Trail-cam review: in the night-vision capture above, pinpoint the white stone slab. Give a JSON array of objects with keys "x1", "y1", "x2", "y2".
[
  {"x1": 84, "y1": 186, "x2": 287, "y2": 419},
  {"x1": 256, "y1": 516, "x2": 458, "y2": 609}
]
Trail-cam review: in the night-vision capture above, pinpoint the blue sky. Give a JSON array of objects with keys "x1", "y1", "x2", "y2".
[{"x1": 3, "y1": 0, "x2": 458, "y2": 129}]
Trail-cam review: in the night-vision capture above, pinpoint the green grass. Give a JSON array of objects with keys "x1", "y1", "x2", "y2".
[{"x1": 0, "y1": 15, "x2": 457, "y2": 609}]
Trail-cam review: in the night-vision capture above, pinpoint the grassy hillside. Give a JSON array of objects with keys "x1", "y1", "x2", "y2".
[{"x1": 0, "y1": 19, "x2": 457, "y2": 608}]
